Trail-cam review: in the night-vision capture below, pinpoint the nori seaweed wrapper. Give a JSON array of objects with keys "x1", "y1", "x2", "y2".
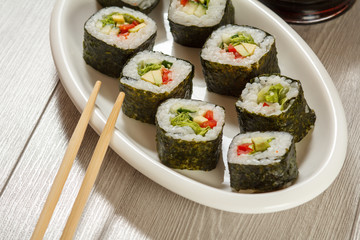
[
  {"x1": 168, "y1": 0, "x2": 235, "y2": 48},
  {"x1": 200, "y1": 25, "x2": 280, "y2": 97},
  {"x1": 155, "y1": 98, "x2": 225, "y2": 170},
  {"x1": 83, "y1": 28, "x2": 156, "y2": 78},
  {"x1": 156, "y1": 126, "x2": 223, "y2": 170},
  {"x1": 228, "y1": 135, "x2": 298, "y2": 192},
  {"x1": 235, "y1": 75, "x2": 316, "y2": 142},
  {"x1": 119, "y1": 64, "x2": 194, "y2": 124},
  {"x1": 97, "y1": 0, "x2": 160, "y2": 14}
]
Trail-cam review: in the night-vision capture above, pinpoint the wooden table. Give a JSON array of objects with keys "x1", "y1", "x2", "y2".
[{"x1": 1, "y1": 0, "x2": 359, "y2": 239}]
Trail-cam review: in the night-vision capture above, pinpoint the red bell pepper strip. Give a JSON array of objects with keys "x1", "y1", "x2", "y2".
[
  {"x1": 119, "y1": 23, "x2": 136, "y2": 34},
  {"x1": 237, "y1": 143, "x2": 253, "y2": 156},
  {"x1": 200, "y1": 119, "x2": 217, "y2": 129},
  {"x1": 204, "y1": 110, "x2": 214, "y2": 120},
  {"x1": 200, "y1": 110, "x2": 217, "y2": 128},
  {"x1": 227, "y1": 44, "x2": 244, "y2": 59},
  {"x1": 180, "y1": 0, "x2": 189, "y2": 6},
  {"x1": 161, "y1": 68, "x2": 172, "y2": 85}
]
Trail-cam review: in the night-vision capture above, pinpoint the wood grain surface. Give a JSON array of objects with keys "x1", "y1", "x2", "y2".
[{"x1": 0, "y1": 0, "x2": 359, "y2": 239}]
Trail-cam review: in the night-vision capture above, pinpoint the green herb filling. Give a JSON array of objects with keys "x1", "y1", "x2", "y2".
[
  {"x1": 257, "y1": 83, "x2": 290, "y2": 110},
  {"x1": 137, "y1": 60, "x2": 173, "y2": 76},
  {"x1": 170, "y1": 109, "x2": 210, "y2": 136}
]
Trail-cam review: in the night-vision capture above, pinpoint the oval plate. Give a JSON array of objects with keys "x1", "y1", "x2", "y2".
[{"x1": 50, "y1": 0, "x2": 347, "y2": 213}]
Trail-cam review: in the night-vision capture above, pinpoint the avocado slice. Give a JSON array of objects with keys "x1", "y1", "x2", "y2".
[
  {"x1": 242, "y1": 43, "x2": 256, "y2": 55},
  {"x1": 152, "y1": 69, "x2": 163, "y2": 85},
  {"x1": 112, "y1": 14, "x2": 125, "y2": 24},
  {"x1": 234, "y1": 44, "x2": 250, "y2": 57},
  {"x1": 128, "y1": 23, "x2": 146, "y2": 33},
  {"x1": 141, "y1": 71, "x2": 155, "y2": 84},
  {"x1": 251, "y1": 137, "x2": 272, "y2": 152},
  {"x1": 141, "y1": 69, "x2": 163, "y2": 86}
]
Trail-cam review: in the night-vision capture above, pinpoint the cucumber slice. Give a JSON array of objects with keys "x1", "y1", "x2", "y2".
[
  {"x1": 194, "y1": 4, "x2": 207, "y2": 17},
  {"x1": 183, "y1": 1, "x2": 198, "y2": 15}
]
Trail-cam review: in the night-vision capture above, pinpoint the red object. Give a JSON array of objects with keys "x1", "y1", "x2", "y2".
[
  {"x1": 227, "y1": 44, "x2": 236, "y2": 53},
  {"x1": 263, "y1": 102, "x2": 269, "y2": 107},
  {"x1": 237, "y1": 143, "x2": 253, "y2": 156},
  {"x1": 180, "y1": 0, "x2": 188, "y2": 6},
  {"x1": 200, "y1": 120, "x2": 217, "y2": 129},
  {"x1": 200, "y1": 110, "x2": 217, "y2": 128},
  {"x1": 204, "y1": 110, "x2": 214, "y2": 120},
  {"x1": 227, "y1": 44, "x2": 244, "y2": 59},
  {"x1": 119, "y1": 23, "x2": 136, "y2": 34},
  {"x1": 161, "y1": 68, "x2": 172, "y2": 84}
]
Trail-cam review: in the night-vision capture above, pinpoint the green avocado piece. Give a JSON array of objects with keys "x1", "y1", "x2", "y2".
[
  {"x1": 152, "y1": 69, "x2": 163, "y2": 85},
  {"x1": 128, "y1": 23, "x2": 146, "y2": 33},
  {"x1": 251, "y1": 137, "x2": 273, "y2": 152},
  {"x1": 234, "y1": 44, "x2": 250, "y2": 57},
  {"x1": 257, "y1": 83, "x2": 289, "y2": 108},
  {"x1": 141, "y1": 71, "x2": 155, "y2": 83}
]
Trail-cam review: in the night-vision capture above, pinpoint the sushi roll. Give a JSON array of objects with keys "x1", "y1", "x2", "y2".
[
  {"x1": 168, "y1": 0, "x2": 234, "y2": 48},
  {"x1": 156, "y1": 98, "x2": 225, "y2": 170},
  {"x1": 97, "y1": 0, "x2": 160, "y2": 14},
  {"x1": 83, "y1": 7, "x2": 157, "y2": 78},
  {"x1": 235, "y1": 74, "x2": 316, "y2": 142},
  {"x1": 227, "y1": 131, "x2": 298, "y2": 192},
  {"x1": 119, "y1": 51, "x2": 194, "y2": 124},
  {"x1": 200, "y1": 24, "x2": 280, "y2": 96}
]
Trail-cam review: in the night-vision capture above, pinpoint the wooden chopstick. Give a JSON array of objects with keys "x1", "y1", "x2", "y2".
[
  {"x1": 31, "y1": 81, "x2": 102, "y2": 240},
  {"x1": 60, "y1": 91, "x2": 125, "y2": 240}
]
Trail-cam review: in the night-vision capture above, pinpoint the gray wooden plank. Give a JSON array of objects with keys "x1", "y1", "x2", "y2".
[{"x1": 0, "y1": 0, "x2": 58, "y2": 190}]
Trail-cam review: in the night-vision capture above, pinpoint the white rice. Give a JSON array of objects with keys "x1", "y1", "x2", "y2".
[
  {"x1": 156, "y1": 98, "x2": 225, "y2": 141},
  {"x1": 236, "y1": 75, "x2": 299, "y2": 115},
  {"x1": 84, "y1": 7, "x2": 157, "y2": 49},
  {"x1": 120, "y1": 51, "x2": 193, "y2": 93},
  {"x1": 121, "y1": 0, "x2": 157, "y2": 10},
  {"x1": 201, "y1": 25, "x2": 275, "y2": 67},
  {"x1": 168, "y1": 0, "x2": 227, "y2": 27},
  {"x1": 227, "y1": 131, "x2": 293, "y2": 165}
]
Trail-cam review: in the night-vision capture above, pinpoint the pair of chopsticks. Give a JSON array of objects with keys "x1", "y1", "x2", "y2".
[{"x1": 31, "y1": 81, "x2": 125, "y2": 240}]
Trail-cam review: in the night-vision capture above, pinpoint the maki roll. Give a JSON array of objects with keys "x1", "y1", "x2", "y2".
[
  {"x1": 228, "y1": 131, "x2": 298, "y2": 192},
  {"x1": 156, "y1": 98, "x2": 225, "y2": 170},
  {"x1": 120, "y1": 51, "x2": 194, "y2": 124},
  {"x1": 83, "y1": 7, "x2": 157, "y2": 78},
  {"x1": 200, "y1": 24, "x2": 280, "y2": 96},
  {"x1": 235, "y1": 74, "x2": 316, "y2": 142},
  {"x1": 168, "y1": 0, "x2": 234, "y2": 48},
  {"x1": 97, "y1": 0, "x2": 160, "y2": 14}
]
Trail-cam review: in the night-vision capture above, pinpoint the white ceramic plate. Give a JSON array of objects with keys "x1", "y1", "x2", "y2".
[{"x1": 50, "y1": 0, "x2": 347, "y2": 213}]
